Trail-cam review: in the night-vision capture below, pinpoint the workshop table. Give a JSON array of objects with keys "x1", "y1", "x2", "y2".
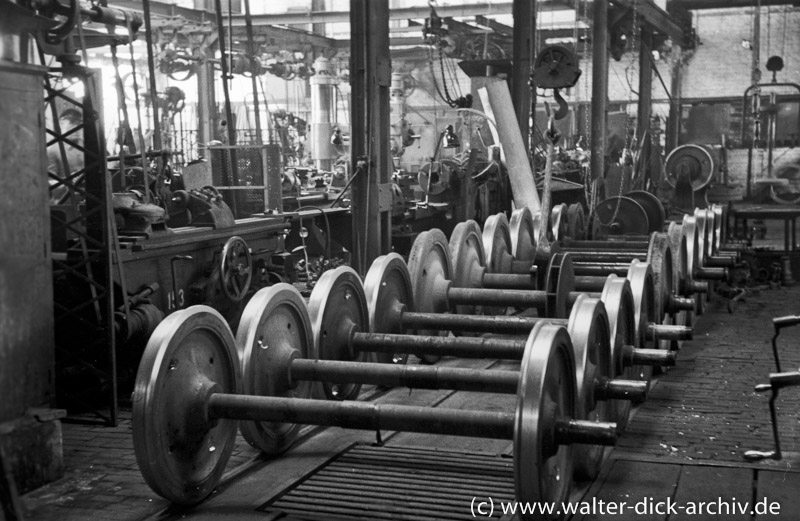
[{"x1": 731, "y1": 205, "x2": 800, "y2": 252}]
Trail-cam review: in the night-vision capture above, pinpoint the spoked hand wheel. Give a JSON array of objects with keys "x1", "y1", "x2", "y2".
[{"x1": 220, "y1": 236, "x2": 252, "y2": 302}]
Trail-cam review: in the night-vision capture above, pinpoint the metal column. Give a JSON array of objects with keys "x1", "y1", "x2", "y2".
[
  {"x1": 349, "y1": 0, "x2": 391, "y2": 274},
  {"x1": 196, "y1": 60, "x2": 215, "y2": 154},
  {"x1": 636, "y1": 26, "x2": 653, "y2": 183},
  {"x1": 310, "y1": 56, "x2": 337, "y2": 171},
  {"x1": 666, "y1": 49, "x2": 682, "y2": 153},
  {"x1": 590, "y1": 0, "x2": 609, "y2": 181},
  {"x1": 512, "y1": 0, "x2": 535, "y2": 159}
]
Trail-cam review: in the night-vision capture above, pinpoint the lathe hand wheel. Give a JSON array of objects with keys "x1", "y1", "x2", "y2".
[
  {"x1": 132, "y1": 306, "x2": 240, "y2": 505},
  {"x1": 220, "y1": 236, "x2": 252, "y2": 302},
  {"x1": 202, "y1": 185, "x2": 222, "y2": 197}
]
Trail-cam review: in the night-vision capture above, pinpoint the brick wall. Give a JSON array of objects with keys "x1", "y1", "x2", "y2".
[{"x1": 684, "y1": 7, "x2": 800, "y2": 99}]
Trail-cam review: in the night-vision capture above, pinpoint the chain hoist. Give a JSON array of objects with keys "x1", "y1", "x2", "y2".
[{"x1": 530, "y1": 45, "x2": 582, "y2": 120}]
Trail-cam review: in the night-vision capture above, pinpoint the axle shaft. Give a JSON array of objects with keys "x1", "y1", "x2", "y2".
[
  {"x1": 209, "y1": 394, "x2": 515, "y2": 439},
  {"x1": 447, "y1": 287, "x2": 547, "y2": 308},
  {"x1": 207, "y1": 394, "x2": 618, "y2": 446},
  {"x1": 482, "y1": 272, "x2": 538, "y2": 290},
  {"x1": 352, "y1": 332, "x2": 526, "y2": 359},
  {"x1": 288, "y1": 359, "x2": 520, "y2": 394},
  {"x1": 401, "y1": 311, "x2": 543, "y2": 334}
]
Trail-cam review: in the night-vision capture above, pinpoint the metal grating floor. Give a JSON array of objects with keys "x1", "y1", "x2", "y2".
[{"x1": 258, "y1": 444, "x2": 516, "y2": 520}]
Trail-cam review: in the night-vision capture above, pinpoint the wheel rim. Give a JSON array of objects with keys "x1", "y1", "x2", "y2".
[
  {"x1": 236, "y1": 285, "x2": 314, "y2": 453},
  {"x1": 132, "y1": 306, "x2": 240, "y2": 505}
]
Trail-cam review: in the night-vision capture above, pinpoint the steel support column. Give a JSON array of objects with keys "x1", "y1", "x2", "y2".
[
  {"x1": 666, "y1": 48, "x2": 682, "y2": 153},
  {"x1": 512, "y1": 0, "x2": 535, "y2": 158},
  {"x1": 350, "y1": 0, "x2": 391, "y2": 274},
  {"x1": 636, "y1": 26, "x2": 653, "y2": 182},
  {"x1": 590, "y1": 0, "x2": 609, "y2": 181},
  {"x1": 196, "y1": 60, "x2": 215, "y2": 154}
]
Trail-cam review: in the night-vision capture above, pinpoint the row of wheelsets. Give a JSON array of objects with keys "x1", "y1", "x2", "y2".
[{"x1": 130, "y1": 203, "x2": 741, "y2": 520}]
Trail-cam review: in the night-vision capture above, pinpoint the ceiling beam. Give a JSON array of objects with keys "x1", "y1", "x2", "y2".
[
  {"x1": 108, "y1": 1, "x2": 523, "y2": 25},
  {"x1": 389, "y1": 28, "x2": 584, "y2": 50},
  {"x1": 612, "y1": 0, "x2": 687, "y2": 46},
  {"x1": 670, "y1": 0, "x2": 800, "y2": 8},
  {"x1": 473, "y1": 15, "x2": 513, "y2": 36},
  {"x1": 109, "y1": 0, "x2": 337, "y2": 49},
  {"x1": 110, "y1": 0, "x2": 216, "y2": 23},
  {"x1": 235, "y1": 3, "x2": 516, "y2": 25}
]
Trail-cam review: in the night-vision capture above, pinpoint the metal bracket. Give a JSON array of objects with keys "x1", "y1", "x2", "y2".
[{"x1": 376, "y1": 183, "x2": 394, "y2": 213}]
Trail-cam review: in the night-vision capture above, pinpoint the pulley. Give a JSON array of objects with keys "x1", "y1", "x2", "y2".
[
  {"x1": 531, "y1": 45, "x2": 582, "y2": 121},
  {"x1": 664, "y1": 144, "x2": 716, "y2": 192},
  {"x1": 531, "y1": 45, "x2": 582, "y2": 90}
]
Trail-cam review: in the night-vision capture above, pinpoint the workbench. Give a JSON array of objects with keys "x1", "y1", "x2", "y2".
[{"x1": 731, "y1": 205, "x2": 800, "y2": 252}]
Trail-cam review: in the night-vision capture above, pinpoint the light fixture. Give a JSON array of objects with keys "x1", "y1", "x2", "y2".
[
  {"x1": 442, "y1": 124, "x2": 460, "y2": 149},
  {"x1": 742, "y1": 39, "x2": 752, "y2": 49}
]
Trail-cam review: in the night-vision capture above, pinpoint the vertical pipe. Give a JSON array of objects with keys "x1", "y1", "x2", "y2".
[
  {"x1": 142, "y1": 0, "x2": 162, "y2": 151},
  {"x1": 768, "y1": 91, "x2": 776, "y2": 177},
  {"x1": 752, "y1": 0, "x2": 761, "y2": 86},
  {"x1": 512, "y1": 0, "x2": 535, "y2": 160},
  {"x1": 590, "y1": 0, "x2": 609, "y2": 181},
  {"x1": 748, "y1": 0, "x2": 762, "y2": 198},
  {"x1": 310, "y1": 57, "x2": 336, "y2": 171},
  {"x1": 196, "y1": 61, "x2": 215, "y2": 155},
  {"x1": 243, "y1": 0, "x2": 262, "y2": 145},
  {"x1": 637, "y1": 26, "x2": 653, "y2": 186},
  {"x1": 666, "y1": 46, "x2": 682, "y2": 153},
  {"x1": 214, "y1": 0, "x2": 239, "y2": 216},
  {"x1": 214, "y1": 0, "x2": 236, "y2": 147}
]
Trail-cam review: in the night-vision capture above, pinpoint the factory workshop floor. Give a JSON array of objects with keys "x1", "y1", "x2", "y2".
[{"x1": 18, "y1": 277, "x2": 800, "y2": 521}]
